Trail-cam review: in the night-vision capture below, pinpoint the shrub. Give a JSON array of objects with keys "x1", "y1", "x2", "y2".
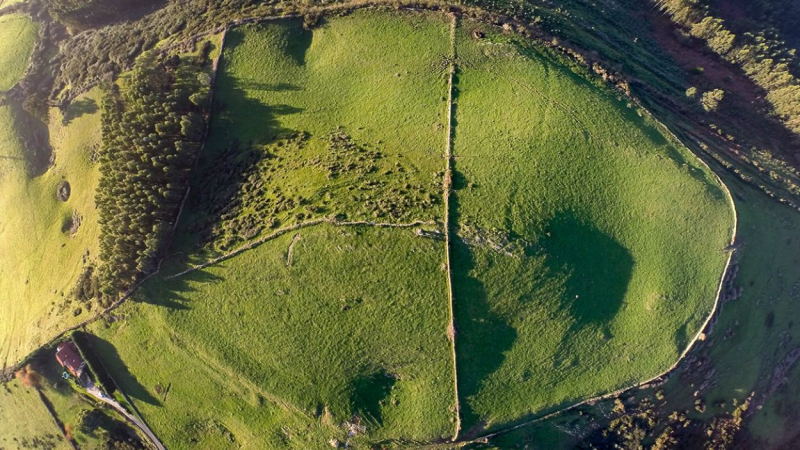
[{"x1": 701, "y1": 89, "x2": 725, "y2": 112}]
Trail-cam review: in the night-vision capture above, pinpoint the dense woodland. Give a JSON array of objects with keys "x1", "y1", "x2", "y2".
[
  {"x1": 51, "y1": 0, "x2": 274, "y2": 105},
  {"x1": 96, "y1": 50, "x2": 210, "y2": 296},
  {"x1": 45, "y1": 0, "x2": 161, "y2": 29}
]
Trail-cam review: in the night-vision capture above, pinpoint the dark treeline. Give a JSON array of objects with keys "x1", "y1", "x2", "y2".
[
  {"x1": 710, "y1": 0, "x2": 800, "y2": 49},
  {"x1": 656, "y1": 0, "x2": 800, "y2": 138},
  {"x1": 96, "y1": 50, "x2": 210, "y2": 295},
  {"x1": 70, "y1": 330, "x2": 116, "y2": 394},
  {"x1": 52, "y1": 0, "x2": 275, "y2": 105},
  {"x1": 45, "y1": 0, "x2": 162, "y2": 29}
]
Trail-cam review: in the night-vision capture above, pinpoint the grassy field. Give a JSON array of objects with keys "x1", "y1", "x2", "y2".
[
  {"x1": 0, "y1": 379, "x2": 71, "y2": 450},
  {"x1": 0, "y1": 89, "x2": 102, "y2": 367},
  {"x1": 0, "y1": 8, "x2": 740, "y2": 447},
  {"x1": 0, "y1": 14, "x2": 36, "y2": 91},
  {"x1": 450, "y1": 20, "x2": 733, "y2": 432},
  {"x1": 89, "y1": 224, "x2": 455, "y2": 447},
  {"x1": 472, "y1": 169, "x2": 800, "y2": 448},
  {"x1": 180, "y1": 12, "x2": 450, "y2": 253},
  {"x1": 684, "y1": 172, "x2": 800, "y2": 446},
  {"x1": 78, "y1": 10, "x2": 735, "y2": 446}
]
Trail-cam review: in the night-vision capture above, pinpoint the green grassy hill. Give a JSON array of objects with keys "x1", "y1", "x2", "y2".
[
  {"x1": 451, "y1": 19, "x2": 733, "y2": 431},
  {"x1": 180, "y1": 12, "x2": 451, "y2": 254},
  {"x1": 0, "y1": 14, "x2": 36, "y2": 91},
  {"x1": 72, "y1": 10, "x2": 734, "y2": 447},
  {"x1": 0, "y1": 89, "x2": 102, "y2": 366},
  {"x1": 91, "y1": 225, "x2": 455, "y2": 447}
]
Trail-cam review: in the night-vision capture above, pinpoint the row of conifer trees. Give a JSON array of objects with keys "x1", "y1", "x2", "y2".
[{"x1": 96, "y1": 51, "x2": 209, "y2": 296}]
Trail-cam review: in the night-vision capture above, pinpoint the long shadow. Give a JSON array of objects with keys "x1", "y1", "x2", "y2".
[
  {"x1": 90, "y1": 335, "x2": 161, "y2": 406},
  {"x1": 9, "y1": 100, "x2": 53, "y2": 178},
  {"x1": 60, "y1": 97, "x2": 98, "y2": 126},
  {"x1": 179, "y1": 29, "x2": 306, "y2": 252},
  {"x1": 172, "y1": 20, "x2": 312, "y2": 255},
  {"x1": 134, "y1": 268, "x2": 224, "y2": 310},
  {"x1": 450, "y1": 163, "x2": 518, "y2": 434},
  {"x1": 542, "y1": 211, "x2": 634, "y2": 365}
]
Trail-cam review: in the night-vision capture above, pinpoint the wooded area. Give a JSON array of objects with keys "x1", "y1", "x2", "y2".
[
  {"x1": 96, "y1": 51, "x2": 209, "y2": 295},
  {"x1": 657, "y1": 0, "x2": 800, "y2": 138}
]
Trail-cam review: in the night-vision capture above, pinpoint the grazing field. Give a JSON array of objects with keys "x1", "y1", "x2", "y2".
[
  {"x1": 450, "y1": 20, "x2": 733, "y2": 431},
  {"x1": 473, "y1": 172, "x2": 800, "y2": 449},
  {"x1": 0, "y1": 90, "x2": 102, "y2": 367},
  {"x1": 0, "y1": 8, "x2": 735, "y2": 448},
  {"x1": 0, "y1": 14, "x2": 36, "y2": 91},
  {"x1": 0, "y1": 379, "x2": 70, "y2": 450},
  {"x1": 89, "y1": 225, "x2": 455, "y2": 447},
  {"x1": 180, "y1": 12, "x2": 450, "y2": 253}
]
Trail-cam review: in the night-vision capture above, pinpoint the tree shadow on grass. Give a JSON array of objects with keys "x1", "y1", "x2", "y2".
[
  {"x1": 349, "y1": 371, "x2": 396, "y2": 427},
  {"x1": 450, "y1": 164, "x2": 518, "y2": 436},
  {"x1": 181, "y1": 70, "x2": 303, "y2": 249},
  {"x1": 89, "y1": 336, "x2": 161, "y2": 407},
  {"x1": 9, "y1": 99, "x2": 53, "y2": 178},
  {"x1": 60, "y1": 97, "x2": 98, "y2": 126},
  {"x1": 135, "y1": 269, "x2": 224, "y2": 310},
  {"x1": 542, "y1": 211, "x2": 633, "y2": 367}
]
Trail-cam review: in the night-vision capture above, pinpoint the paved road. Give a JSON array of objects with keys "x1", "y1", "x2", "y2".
[{"x1": 87, "y1": 386, "x2": 166, "y2": 450}]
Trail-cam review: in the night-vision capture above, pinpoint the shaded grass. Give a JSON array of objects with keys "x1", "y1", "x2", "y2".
[
  {"x1": 0, "y1": 90, "x2": 102, "y2": 367},
  {"x1": 681, "y1": 175, "x2": 800, "y2": 445},
  {"x1": 89, "y1": 225, "x2": 455, "y2": 448},
  {"x1": 451, "y1": 21, "x2": 733, "y2": 431}
]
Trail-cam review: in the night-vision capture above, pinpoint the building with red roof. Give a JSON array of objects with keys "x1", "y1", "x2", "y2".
[{"x1": 56, "y1": 341, "x2": 87, "y2": 380}]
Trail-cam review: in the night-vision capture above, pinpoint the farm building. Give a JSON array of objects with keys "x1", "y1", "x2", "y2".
[{"x1": 55, "y1": 341, "x2": 91, "y2": 386}]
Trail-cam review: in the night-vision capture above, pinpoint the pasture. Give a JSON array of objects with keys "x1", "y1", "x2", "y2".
[
  {"x1": 90, "y1": 225, "x2": 455, "y2": 448},
  {"x1": 0, "y1": 379, "x2": 71, "y2": 450},
  {"x1": 10, "y1": 9, "x2": 734, "y2": 448},
  {"x1": 0, "y1": 90, "x2": 102, "y2": 367},
  {"x1": 450, "y1": 20, "x2": 733, "y2": 431},
  {"x1": 181, "y1": 12, "x2": 450, "y2": 253},
  {"x1": 0, "y1": 14, "x2": 36, "y2": 91}
]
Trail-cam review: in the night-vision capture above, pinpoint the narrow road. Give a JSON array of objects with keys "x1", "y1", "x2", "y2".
[{"x1": 87, "y1": 386, "x2": 166, "y2": 450}]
